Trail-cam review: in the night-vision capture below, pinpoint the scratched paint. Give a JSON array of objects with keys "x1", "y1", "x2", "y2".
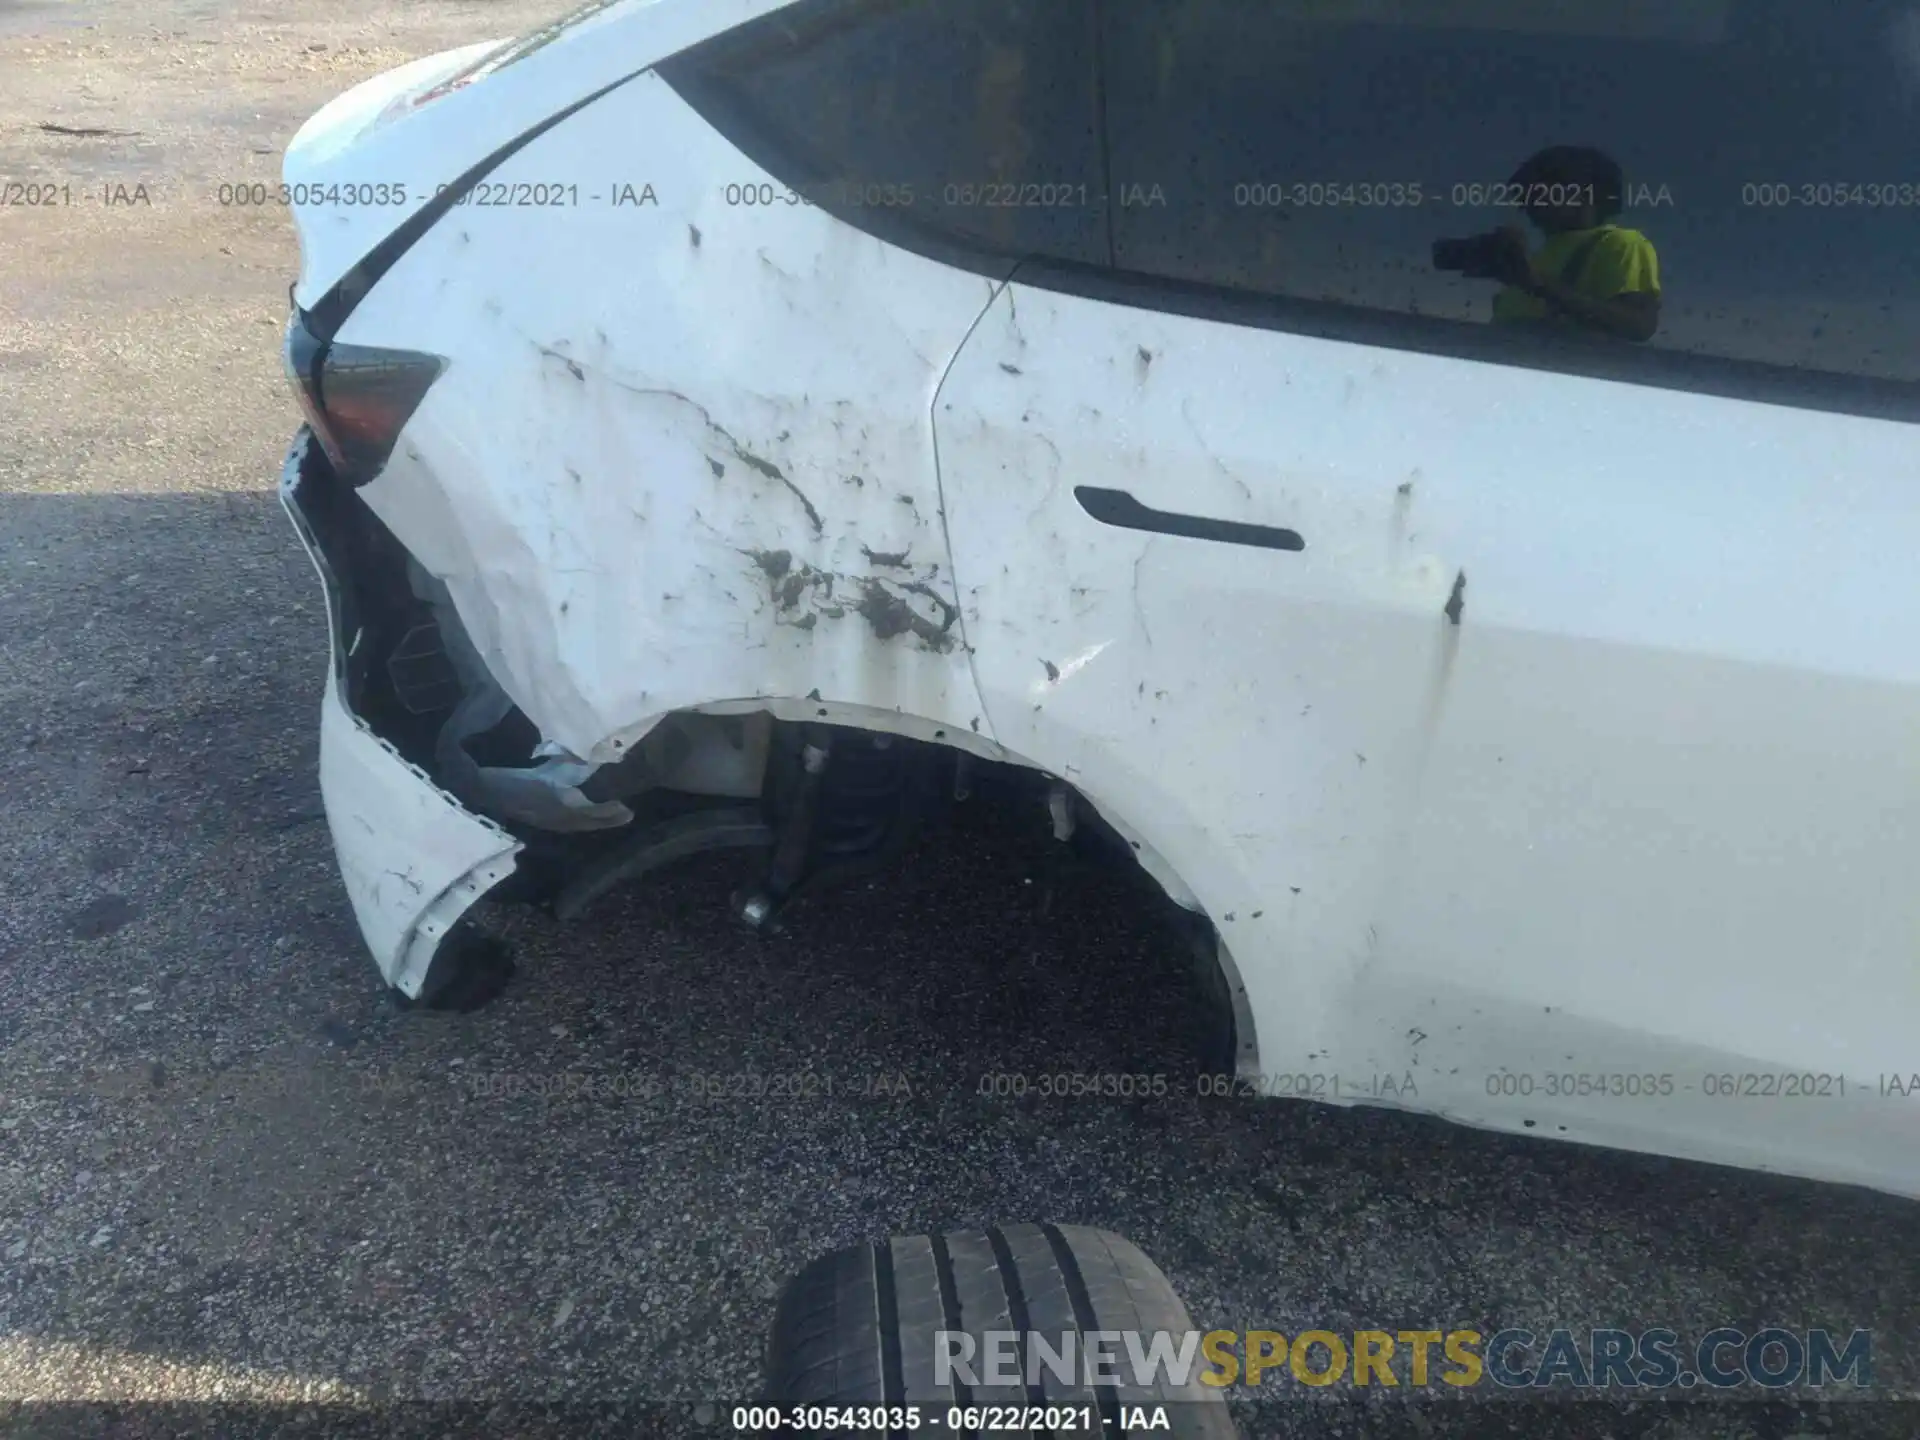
[{"x1": 329, "y1": 66, "x2": 1012, "y2": 766}]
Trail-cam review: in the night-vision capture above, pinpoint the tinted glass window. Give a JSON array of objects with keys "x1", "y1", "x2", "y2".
[
  {"x1": 1102, "y1": 0, "x2": 1920, "y2": 380},
  {"x1": 664, "y1": 0, "x2": 1109, "y2": 267}
]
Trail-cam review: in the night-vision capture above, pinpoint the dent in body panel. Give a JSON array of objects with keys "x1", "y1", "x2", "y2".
[
  {"x1": 339, "y1": 72, "x2": 1004, "y2": 768},
  {"x1": 610, "y1": 380, "x2": 825, "y2": 535}
]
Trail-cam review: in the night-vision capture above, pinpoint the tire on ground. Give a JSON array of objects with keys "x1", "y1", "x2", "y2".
[{"x1": 764, "y1": 1224, "x2": 1238, "y2": 1438}]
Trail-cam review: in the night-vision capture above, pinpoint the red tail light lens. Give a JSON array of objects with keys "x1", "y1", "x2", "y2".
[{"x1": 285, "y1": 308, "x2": 444, "y2": 487}]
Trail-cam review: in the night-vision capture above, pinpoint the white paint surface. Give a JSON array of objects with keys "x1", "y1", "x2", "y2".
[{"x1": 937, "y1": 281, "x2": 1920, "y2": 1197}]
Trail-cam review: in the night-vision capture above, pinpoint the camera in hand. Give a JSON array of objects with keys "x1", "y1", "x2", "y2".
[{"x1": 1431, "y1": 231, "x2": 1514, "y2": 279}]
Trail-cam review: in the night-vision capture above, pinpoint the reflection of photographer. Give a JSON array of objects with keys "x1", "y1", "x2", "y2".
[{"x1": 1435, "y1": 146, "x2": 1661, "y2": 342}]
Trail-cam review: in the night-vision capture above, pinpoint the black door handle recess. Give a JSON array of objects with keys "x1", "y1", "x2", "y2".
[{"x1": 1073, "y1": 486, "x2": 1305, "y2": 552}]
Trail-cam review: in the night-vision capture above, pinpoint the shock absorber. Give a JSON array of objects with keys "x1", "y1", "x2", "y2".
[
  {"x1": 734, "y1": 725, "x2": 940, "y2": 932},
  {"x1": 736, "y1": 727, "x2": 833, "y2": 932}
]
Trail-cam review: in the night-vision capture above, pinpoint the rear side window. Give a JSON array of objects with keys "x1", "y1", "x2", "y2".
[
  {"x1": 1100, "y1": 0, "x2": 1920, "y2": 381},
  {"x1": 661, "y1": 0, "x2": 1109, "y2": 269}
]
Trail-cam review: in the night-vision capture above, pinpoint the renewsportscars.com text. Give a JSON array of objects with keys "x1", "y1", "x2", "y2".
[{"x1": 934, "y1": 1327, "x2": 1873, "y2": 1392}]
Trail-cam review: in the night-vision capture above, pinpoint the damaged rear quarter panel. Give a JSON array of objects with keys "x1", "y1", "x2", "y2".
[{"x1": 337, "y1": 70, "x2": 1007, "y2": 761}]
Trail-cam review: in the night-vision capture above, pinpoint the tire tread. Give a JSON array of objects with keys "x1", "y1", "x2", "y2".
[{"x1": 765, "y1": 1226, "x2": 1237, "y2": 1439}]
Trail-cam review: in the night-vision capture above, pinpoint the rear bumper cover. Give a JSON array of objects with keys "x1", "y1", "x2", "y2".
[{"x1": 279, "y1": 427, "x2": 522, "y2": 996}]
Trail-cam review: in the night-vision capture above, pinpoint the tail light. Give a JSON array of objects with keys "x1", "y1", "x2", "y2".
[{"x1": 285, "y1": 306, "x2": 444, "y2": 487}]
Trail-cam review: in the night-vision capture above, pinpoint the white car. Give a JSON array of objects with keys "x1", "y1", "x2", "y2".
[{"x1": 279, "y1": 0, "x2": 1920, "y2": 1200}]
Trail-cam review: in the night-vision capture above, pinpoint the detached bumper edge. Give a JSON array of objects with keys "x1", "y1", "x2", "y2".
[{"x1": 280, "y1": 426, "x2": 524, "y2": 997}]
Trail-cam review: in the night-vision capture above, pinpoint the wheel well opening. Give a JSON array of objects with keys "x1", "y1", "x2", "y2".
[{"x1": 492, "y1": 715, "x2": 1251, "y2": 1078}]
